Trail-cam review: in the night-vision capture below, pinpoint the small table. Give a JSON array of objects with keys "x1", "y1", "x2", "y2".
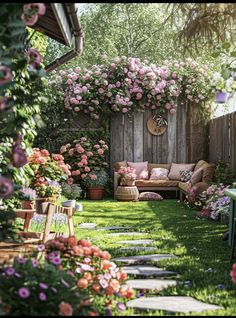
[
  {"x1": 14, "y1": 209, "x2": 36, "y2": 232},
  {"x1": 224, "y1": 189, "x2": 236, "y2": 247}
]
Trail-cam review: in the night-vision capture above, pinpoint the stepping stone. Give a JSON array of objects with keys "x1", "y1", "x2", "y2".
[
  {"x1": 125, "y1": 279, "x2": 177, "y2": 291},
  {"x1": 96, "y1": 226, "x2": 131, "y2": 231},
  {"x1": 112, "y1": 254, "x2": 176, "y2": 264},
  {"x1": 126, "y1": 296, "x2": 222, "y2": 313},
  {"x1": 119, "y1": 239, "x2": 154, "y2": 245},
  {"x1": 107, "y1": 232, "x2": 148, "y2": 237},
  {"x1": 78, "y1": 223, "x2": 97, "y2": 229},
  {"x1": 119, "y1": 247, "x2": 157, "y2": 252},
  {"x1": 122, "y1": 265, "x2": 177, "y2": 277}
]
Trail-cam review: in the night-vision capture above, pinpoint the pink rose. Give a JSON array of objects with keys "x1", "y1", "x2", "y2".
[
  {"x1": 136, "y1": 93, "x2": 142, "y2": 100},
  {"x1": 85, "y1": 167, "x2": 90, "y2": 172},
  {"x1": 97, "y1": 149, "x2": 104, "y2": 155},
  {"x1": 68, "y1": 149, "x2": 74, "y2": 156},
  {"x1": 81, "y1": 159, "x2": 88, "y2": 165},
  {"x1": 78, "y1": 162, "x2": 83, "y2": 167},
  {"x1": 67, "y1": 178, "x2": 74, "y2": 185},
  {"x1": 81, "y1": 155, "x2": 87, "y2": 160},
  {"x1": 66, "y1": 79, "x2": 73, "y2": 85},
  {"x1": 26, "y1": 48, "x2": 42, "y2": 66},
  {"x1": 165, "y1": 103, "x2": 171, "y2": 110},
  {"x1": 90, "y1": 174, "x2": 97, "y2": 180},
  {"x1": 81, "y1": 173, "x2": 87, "y2": 179},
  {"x1": 87, "y1": 152, "x2": 93, "y2": 157},
  {"x1": 98, "y1": 88, "x2": 105, "y2": 94},
  {"x1": 122, "y1": 108, "x2": 128, "y2": 113},
  {"x1": 94, "y1": 145, "x2": 100, "y2": 149},
  {"x1": 77, "y1": 147, "x2": 84, "y2": 153},
  {"x1": 170, "y1": 108, "x2": 176, "y2": 115}
]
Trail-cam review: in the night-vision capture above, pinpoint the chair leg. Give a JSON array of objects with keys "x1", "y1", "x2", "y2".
[
  {"x1": 230, "y1": 220, "x2": 236, "y2": 262},
  {"x1": 42, "y1": 204, "x2": 55, "y2": 244},
  {"x1": 67, "y1": 207, "x2": 75, "y2": 236}
]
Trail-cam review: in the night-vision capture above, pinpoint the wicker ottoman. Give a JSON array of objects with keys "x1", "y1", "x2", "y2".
[{"x1": 115, "y1": 186, "x2": 139, "y2": 201}]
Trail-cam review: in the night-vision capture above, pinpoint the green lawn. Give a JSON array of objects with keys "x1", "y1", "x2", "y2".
[{"x1": 73, "y1": 199, "x2": 236, "y2": 316}]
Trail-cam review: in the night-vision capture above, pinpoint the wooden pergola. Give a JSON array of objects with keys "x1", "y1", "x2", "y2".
[{"x1": 31, "y1": 3, "x2": 84, "y2": 72}]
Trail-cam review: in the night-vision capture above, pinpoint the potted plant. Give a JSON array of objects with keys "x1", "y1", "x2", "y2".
[
  {"x1": 35, "y1": 181, "x2": 61, "y2": 214},
  {"x1": 61, "y1": 183, "x2": 82, "y2": 208},
  {"x1": 20, "y1": 187, "x2": 37, "y2": 210},
  {"x1": 210, "y1": 72, "x2": 236, "y2": 103},
  {"x1": 117, "y1": 166, "x2": 137, "y2": 186},
  {"x1": 83, "y1": 170, "x2": 109, "y2": 200}
]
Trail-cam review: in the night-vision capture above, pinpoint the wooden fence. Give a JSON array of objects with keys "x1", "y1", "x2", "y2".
[
  {"x1": 110, "y1": 102, "x2": 209, "y2": 168},
  {"x1": 209, "y1": 111, "x2": 236, "y2": 172}
]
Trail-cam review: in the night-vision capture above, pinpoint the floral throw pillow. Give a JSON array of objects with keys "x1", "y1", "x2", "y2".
[
  {"x1": 139, "y1": 192, "x2": 163, "y2": 201},
  {"x1": 150, "y1": 168, "x2": 169, "y2": 180},
  {"x1": 179, "y1": 170, "x2": 193, "y2": 182}
]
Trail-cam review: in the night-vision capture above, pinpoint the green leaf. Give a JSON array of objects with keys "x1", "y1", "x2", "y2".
[
  {"x1": 230, "y1": 51, "x2": 236, "y2": 57},
  {"x1": 211, "y1": 51, "x2": 220, "y2": 58},
  {"x1": 222, "y1": 42, "x2": 231, "y2": 50}
]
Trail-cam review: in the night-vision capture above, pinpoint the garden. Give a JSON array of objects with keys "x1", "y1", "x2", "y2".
[{"x1": 0, "y1": 3, "x2": 236, "y2": 316}]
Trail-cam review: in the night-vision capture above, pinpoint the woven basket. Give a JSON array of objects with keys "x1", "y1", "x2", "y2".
[{"x1": 115, "y1": 186, "x2": 139, "y2": 201}]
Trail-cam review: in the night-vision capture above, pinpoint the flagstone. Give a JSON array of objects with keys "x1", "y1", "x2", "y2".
[
  {"x1": 119, "y1": 247, "x2": 157, "y2": 252},
  {"x1": 118, "y1": 239, "x2": 154, "y2": 245},
  {"x1": 96, "y1": 226, "x2": 131, "y2": 231},
  {"x1": 77, "y1": 223, "x2": 97, "y2": 229},
  {"x1": 125, "y1": 279, "x2": 177, "y2": 291},
  {"x1": 126, "y1": 296, "x2": 222, "y2": 313},
  {"x1": 121, "y1": 265, "x2": 177, "y2": 277},
  {"x1": 107, "y1": 232, "x2": 148, "y2": 237},
  {"x1": 112, "y1": 254, "x2": 176, "y2": 264}
]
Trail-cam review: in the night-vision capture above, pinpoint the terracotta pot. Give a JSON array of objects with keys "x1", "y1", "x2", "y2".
[
  {"x1": 21, "y1": 200, "x2": 35, "y2": 210},
  {"x1": 88, "y1": 187, "x2": 104, "y2": 200}
]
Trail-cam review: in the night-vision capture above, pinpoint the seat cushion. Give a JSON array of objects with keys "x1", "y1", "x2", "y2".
[
  {"x1": 127, "y1": 161, "x2": 149, "y2": 180},
  {"x1": 139, "y1": 192, "x2": 163, "y2": 201},
  {"x1": 168, "y1": 163, "x2": 195, "y2": 180},
  {"x1": 178, "y1": 181, "x2": 189, "y2": 192},
  {"x1": 135, "y1": 180, "x2": 179, "y2": 187}
]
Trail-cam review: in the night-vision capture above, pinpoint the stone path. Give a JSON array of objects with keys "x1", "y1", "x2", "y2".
[
  {"x1": 119, "y1": 247, "x2": 157, "y2": 252},
  {"x1": 78, "y1": 223, "x2": 97, "y2": 229},
  {"x1": 121, "y1": 265, "x2": 177, "y2": 277},
  {"x1": 107, "y1": 233, "x2": 222, "y2": 314},
  {"x1": 112, "y1": 254, "x2": 176, "y2": 264},
  {"x1": 126, "y1": 296, "x2": 222, "y2": 313},
  {"x1": 125, "y1": 279, "x2": 177, "y2": 291}
]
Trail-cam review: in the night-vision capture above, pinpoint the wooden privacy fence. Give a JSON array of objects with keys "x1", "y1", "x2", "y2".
[{"x1": 209, "y1": 111, "x2": 236, "y2": 173}]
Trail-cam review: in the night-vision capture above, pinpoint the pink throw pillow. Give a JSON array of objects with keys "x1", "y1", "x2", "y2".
[
  {"x1": 127, "y1": 161, "x2": 149, "y2": 180},
  {"x1": 150, "y1": 168, "x2": 169, "y2": 180},
  {"x1": 190, "y1": 168, "x2": 203, "y2": 185},
  {"x1": 168, "y1": 163, "x2": 195, "y2": 181},
  {"x1": 139, "y1": 192, "x2": 163, "y2": 201}
]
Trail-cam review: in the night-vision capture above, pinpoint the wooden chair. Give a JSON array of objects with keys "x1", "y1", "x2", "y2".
[{"x1": 42, "y1": 202, "x2": 76, "y2": 243}]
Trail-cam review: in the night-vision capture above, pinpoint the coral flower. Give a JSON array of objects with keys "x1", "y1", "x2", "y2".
[{"x1": 59, "y1": 302, "x2": 73, "y2": 316}]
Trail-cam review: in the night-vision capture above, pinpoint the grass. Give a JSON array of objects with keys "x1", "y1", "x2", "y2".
[{"x1": 72, "y1": 199, "x2": 236, "y2": 316}]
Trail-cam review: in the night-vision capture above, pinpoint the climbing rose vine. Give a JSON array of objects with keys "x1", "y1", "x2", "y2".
[{"x1": 50, "y1": 56, "x2": 213, "y2": 120}]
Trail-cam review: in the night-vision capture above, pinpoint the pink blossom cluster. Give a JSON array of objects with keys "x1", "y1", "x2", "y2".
[
  {"x1": 117, "y1": 166, "x2": 137, "y2": 180},
  {"x1": 21, "y1": 3, "x2": 46, "y2": 26},
  {"x1": 60, "y1": 137, "x2": 108, "y2": 184},
  {"x1": 51, "y1": 56, "x2": 213, "y2": 119}
]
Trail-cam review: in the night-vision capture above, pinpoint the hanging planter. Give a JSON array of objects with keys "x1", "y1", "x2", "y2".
[{"x1": 215, "y1": 91, "x2": 229, "y2": 103}]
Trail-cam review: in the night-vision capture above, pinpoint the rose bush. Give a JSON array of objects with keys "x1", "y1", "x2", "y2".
[
  {"x1": 50, "y1": 56, "x2": 213, "y2": 120},
  {"x1": 60, "y1": 137, "x2": 108, "y2": 184}
]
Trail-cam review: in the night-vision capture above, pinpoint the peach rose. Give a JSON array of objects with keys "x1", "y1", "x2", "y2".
[{"x1": 58, "y1": 302, "x2": 73, "y2": 316}]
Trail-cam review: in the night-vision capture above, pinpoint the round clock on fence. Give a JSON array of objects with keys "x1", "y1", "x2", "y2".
[{"x1": 147, "y1": 114, "x2": 167, "y2": 136}]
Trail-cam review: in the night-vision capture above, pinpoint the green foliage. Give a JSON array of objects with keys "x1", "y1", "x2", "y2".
[
  {"x1": 214, "y1": 160, "x2": 235, "y2": 185},
  {"x1": 0, "y1": 209, "x2": 21, "y2": 242},
  {"x1": 83, "y1": 170, "x2": 109, "y2": 188},
  {"x1": 61, "y1": 183, "x2": 82, "y2": 200}
]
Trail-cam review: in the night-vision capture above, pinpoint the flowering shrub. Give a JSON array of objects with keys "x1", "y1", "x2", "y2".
[
  {"x1": 117, "y1": 166, "x2": 137, "y2": 181},
  {"x1": 50, "y1": 56, "x2": 213, "y2": 120},
  {"x1": 0, "y1": 256, "x2": 78, "y2": 316},
  {"x1": 210, "y1": 72, "x2": 236, "y2": 93},
  {"x1": 60, "y1": 137, "x2": 108, "y2": 184},
  {"x1": 61, "y1": 183, "x2": 82, "y2": 200},
  {"x1": 36, "y1": 181, "x2": 61, "y2": 198},
  {"x1": 26, "y1": 148, "x2": 71, "y2": 192},
  {"x1": 45, "y1": 236, "x2": 134, "y2": 316},
  {"x1": 198, "y1": 184, "x2": 230, "y2": 220},
  {"x1": 83, "y1": 170, "x2": 109, "y2": 188},
  {"x1": 19, "y1": 187, "x2": 37, "y2": 200}
]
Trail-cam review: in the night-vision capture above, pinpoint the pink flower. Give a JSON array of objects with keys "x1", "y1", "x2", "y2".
[
  {"x1": 94, "y1": 145, "x2": 100, "y2": 149},
  {"x1": 87, "y1": 151, "x2": 93, "y2": 157},
  {"x1": 122, "y1": 108, "x2": 128, "y2": 113},
  {"x1": 0, "y1": 66, "x2": 12, "y2": 84},
  {"x1": 67, "y1": 178, "x2": 74, "y2": 185},
  {"x1": 170, "y1": 108, "x2": 176, "y2": 115},
  {"x1": 81, "y1": 159, "x2": 88, "y2": 165},
  {"x1": 18, "y1": 287, "x2": 30, "y2": 299},
  {"x1": 99, "y1": 88, "x2": 105, "y2": 94},
  {"x1": 68, "y1": 149, "x2": 74, "y2": 156},
  {"x1": 26, "y1": 48, "x2": 42, "y2": 66},
  {"x1": 165, "y1": 103, "x2": 171, "y2": 110},
  {"x1": 66, "y1": 79, "x2": 73, "y2": 85},
  {"x1": 98, "y1": 148, "x2": 104, "y2": 155},
  {"x1": 39, "y1": 292, "x2": 46, "y2": 301},
  {"x1": 81, "y1": 155, "x2": 87, "y2": 160},
  {"x1": 90, "y1": 174, "x2": 97, "y2": 180},
  {"x1": 41, "y1": 149, "x2": 49, "y2": 156},
  {"x1": 77, "y1": 162, "x2": 83, "y2": 167},
  {"x1": 60, "y1": 70, "x2": 66, "y2": 77},
  {"x1": 77, "y1": 147, "x2": 84, "y2": 153},
  {"x1": 136, "y1": 93, "x2": 142, "y2": 100},
  {"x1": 60, "y1": 145, "x2": 67, "y2": 154},
  {"x1": 230, "y1": 263, "x2": 236, "y2": 284},
  {"x1": 81, "y1": 86, "x2": 88, "y2": 93},
  {"x1": 21, "y1": 13, "x2": 38, "y2": 26},
  {"x1": 59, "y1": 302, "x2": 73, "y2": 316},
  {"x1": 81, "y1": 173, "x2": 87, "y2": 179},
  {"x1": 85, "y1": 167, "x2": 90, "y2": 172},
  {"x1": 24, "y1": 3, "x2": 46, "y2": 15}
]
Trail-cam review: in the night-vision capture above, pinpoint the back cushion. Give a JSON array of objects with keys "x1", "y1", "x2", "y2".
[
  {"x1": 168, "y1": 163, "x2": 195, "y2": 180},
  {"x1": 139, "y1": 192, "x2": 163, "y2": 201},
  {"x1": 148, "y1": 163, "x2": 171, "y2": 174},
  {"x1": 150, "y1": 168, "x2": 169, "y2": 180},
  {"x1": 194, "y1": 160, "x2": 208, "y2": 172},
  {"x1": 194, "y1": 160, "x2": 215, "y2": 183},
  {"x1": 190, "y1": 168, "x2": 203, "y2": 185},
  {"x1": 113, "y1": 160, "x2": 127, "y2": 172},
  {"x1": 127, "y1": 161, "x2": 149, "y2": 180}
]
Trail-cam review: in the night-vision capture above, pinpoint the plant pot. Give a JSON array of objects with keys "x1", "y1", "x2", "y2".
[
  {"x1": 215, "y1": 91, "x2": 228, "y2": 103},
  {"x1": 88, "y1": 187, "x2": 104, "y2": 200},
  {"x1": 76, "y1": 203, "x2": 83, "y2": 211},
  {"x1": 61, "y1": 200, "x2": 76, "y2": 208},
  {"x1": 120, "y1": 178, "x2": 135, "y2": 186},
  {"x1": 21, "y1": 200, "x2": 35, "y2": 210},
  {"x1": 35, "y1": 197, "x2": 58, "y2": 214}
]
